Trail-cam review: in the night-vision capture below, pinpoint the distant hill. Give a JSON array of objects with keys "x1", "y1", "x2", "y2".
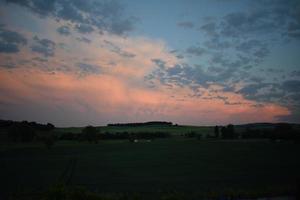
[
  {"x1": 236, "y1": 122, "x2": 300, "y2": 130},
  {"x1": 107, "y1": 121, "x2": 173, "y2": 127}
]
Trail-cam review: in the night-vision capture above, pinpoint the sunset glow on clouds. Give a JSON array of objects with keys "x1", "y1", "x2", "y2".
[
  {"x1": 0, "y1": 0, "x2": 299, "y2": 126},
  {"x1": 0, "y1": 69, "x2": 290, "y2": 126}
]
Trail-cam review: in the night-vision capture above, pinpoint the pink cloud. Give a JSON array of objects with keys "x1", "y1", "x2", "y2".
[{"x1": 0, "y1": 68, "x2": 290, "y2": 126}]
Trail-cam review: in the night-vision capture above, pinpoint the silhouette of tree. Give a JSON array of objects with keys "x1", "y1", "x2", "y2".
[
  {"x1": 214, "y1": 126, "x2": 219, "y2": 138},
  {"x1": 221, "y1": 124, "x2": 237, "y2": 139},
  {"x1": 46, "y1": 123, "x2": 55, "y2": 131},
  {"x1": 43, "y1": 135, "x2": 55, "y2": 149},
  {"x1": 82, "y1": 126, "x2": 98, "y2": 143},
  {"x1": 8, "y1": 121, "x2": 35, "y2": 142}
]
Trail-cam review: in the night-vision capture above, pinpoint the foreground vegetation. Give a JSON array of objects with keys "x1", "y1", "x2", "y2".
[
  {"x1": 1, "y1": 120, "x2": 300, "y2": 199},
  {"x1": 1, "y1": 139, "x2": 300, "y2": 199}
]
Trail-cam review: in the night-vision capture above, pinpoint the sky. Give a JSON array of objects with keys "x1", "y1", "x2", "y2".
[{"x1": 0, "y1": 0, "x2": 300, "y2": 127}]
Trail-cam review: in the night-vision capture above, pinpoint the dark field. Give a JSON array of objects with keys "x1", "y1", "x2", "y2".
[{"x1": 1, "y1": 138, "x2": 300, "y2": 199}]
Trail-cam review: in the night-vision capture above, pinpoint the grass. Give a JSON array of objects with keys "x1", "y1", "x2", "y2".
[
  {"x1": 55, "y1": 125, "x2": 214, "y2": 136},
  {"x1": 1, "y1": 139, "x2": 299, "y2": 199}
]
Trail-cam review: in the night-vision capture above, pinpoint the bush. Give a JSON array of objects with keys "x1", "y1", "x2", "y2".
[
  {"x1": 60, "y1": 132, "x2": 77, "y2": 140},
  {"x1": 43, "y1": 135, "x2": 55, "y2": 149},
  {"x1": 184, "y1": 131, "x2": 196, "y2": 138},
  {"x1": 82, "y1": 126, "x2": 98, "y2": 143},
  {"x1": 221, "y1": 124, "x2": 238, "y2": 139},
  {"x1": 196, "y1": 134, "x2": 202, "y2": 140}
]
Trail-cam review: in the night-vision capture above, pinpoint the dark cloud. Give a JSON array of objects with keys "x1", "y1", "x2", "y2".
[
  {"x1": 151, "y1": 59, "x2": 166, "y2": 69},
  {"x1": 0, "y1": 60, "x2": 17, "y2": 68},
  {"x1": 277, "y1": 109, "x2": 300, "y2": 123},
  {"x1": 287, "y1": 31, "x2": 300, "y2": 39},
  {"x1": 219, "y1": 1, "x2": 300, "y2": 40},
  {"x1": 0, "y1": 42, "x2": 19, "y2": 53},
  {"x1": 169, "y1": 49, "x2": 184, "y2": 59},
  {"x1": 76, "y1": 62, "x2": 101, "y2": 75},
  {"x1": 57, "y1": 25, "x2": 71, "y2": 36},
  {"x1": 235, "y1": 78, "x2": 300, "y2": 110},
  {"x1": 109, "y1": 17, "x2": 137, "y2": 35},
  {"x1": 33, "y1": 57, "x2": 48, "y2": 62},
  {"x1": 177, "y1": 21, "x2": 194, "y2": 29},
  {"x1": 199, "y1": 22, "x2": 217, "y2": 35},
  {"x1": 0, "y1": 26, "x2": 27, "y2": 53},
  {"x1": 6, "y1": 0, "x2": 137, "y2": 35},
  {"x1": 220, "y1": 11, "x2": 277, "y2": 38},
  {"x1": 176, "y1": 54, "x2": 184, "y2": 59},
  {"x1": 196, "y1": 0, "x2": 300, "y2": 83},
  {"x1": 150, "y1": 55, "x2": 254, "y2": 93},
  {"x1": 281, "y1": 80, "x2": 300, "y2": 93},
  {"x1": 150, "y1": 60, "x2": 215, "y2": 89},
  {"x1": 238, "y1": 83, "x2": 270, "y2": 98},
  {"x1": 253, "y1": 46, "x2": 270, "y2": 59},
  {"x1": 166, "y1": 64, "x2": 183, "y2": 76},
  {"x1": 104, "y1": 40, "x2": 135, "y2": 58},
  {"x1": 75, "y1": 24, "x2": 94, "y2": 34},
  {"x1": 210, "y1": 53, "x2": 250, "y2": 69},
  {"x1": 186, "y1": 46, "x2": 205, "y2": 56},
  {"x1": 203, "y1": 37, "x2": 231, "y2": 50},
  {"x1": 290, "y1": 70, "x2": 300, "y2": 77},
  {"x1": 236, "y1": 40, "x2": 265, "y2": 53},
  {"x1": 57, "y1": 2, "x2": 85, "y2": 23},
  {"x1": 31, "y1": 36, "x2": 56, "y2": 57},
  {"x1": 76, "y1": 37, "x2": 91, "y2": 43}
]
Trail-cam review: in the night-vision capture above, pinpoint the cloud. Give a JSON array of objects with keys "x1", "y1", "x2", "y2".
[
  {"x1": 290, "y1": 70, "x2": 300, "y2": 77},
  {"x1": 238, "y1": 83, "x2": 270, "y2": 98},
  {"x1": 150, "y1": 61, "x2": 216, "y2": 89},
  {"x1": 31, "y1": 36, "x2": 56, "y2": 57},
  {"x1": 277, "y1": 108, "x2": 300, "y2": 123},
  {"x1": 220, "y1": 11, "x2": 277, "y2": 38},
  {"x1": 236, "y1": 40, "x2": 264, "y2": 53},
  {"x1": 76, "y1": 37, "x2": 91, "y2": 43},
  {"x1": 109, "y1": 17, "x2": 137, "y2": 35},
  {"x1": 176, "y1": 54, "x2": 184, "y2": 59},
  {"x1": 195, "y1": 0, "x2": 300, "y2": 88},
  {"x1": 151, "y1": 58, "x2": 166, "y2": 69},
  {"x1": 32, "y1": 57, "x2": 48, "y2": 62},
  {"x1": 76, "y1": 62, "x2": 101, "y2": 75},
  {"x1": 0, "y1": 42, "x2": 19, "y2": 53},
  {"x1": 203, "y1": 37, "x2": 231, "y2": 50},
  {"x1": 200, "y1": 22, "x2": 217, "y2": 35},
  {"x1": 6, "y1": 0, "x2": 137, "y2": 35},
  {"x1": 235, "y1": 78, "x2": 300, "y2": 112},
  {"x1": 56, "y1": 25, "x2": 71, "y2": 36},
  {"x1": 0, "y1": 26, "x2": 27, "y2": 53},
  {"x1": 287, "y1": 22, "x2": 300, "y2": 39},
  {"x1": 219, "y1": 1, "x2": 300, "y2": 40},
  {"x1": 177, "y1": 21, "x2": 194, "y2": 29},
  {"x1": 0, "y1": 58, "x2": 17, "y2": 69},
  {"x1": 281, "y1": 80, "x2": 300, "y2": 93},
  {"x1": 104, "y1": 40, "x2": 135, "y2": 58},
  {"x1": 75, "y1": 24, "x2": 94, "y2": 34},
  {"x1": 0, "y1": 69, "x2": 290, "y2": 126},
  {"x1": 186, "y1": 46, "x2": 206, "y2": 56}
]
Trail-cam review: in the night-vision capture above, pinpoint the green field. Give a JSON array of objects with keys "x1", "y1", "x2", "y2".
[
  {"x1": 55, "y1": 125, "x2": 215, "y2": 136},
  {"x1": 1, "y1": 139, "x2": 299, "y2": 199}
]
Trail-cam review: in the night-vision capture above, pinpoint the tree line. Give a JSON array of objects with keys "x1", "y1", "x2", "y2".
[
  {"x1": 0, "y1": 120, "x2": 56, "y2": 149},
  {"x1": 61, "y1": 126, "x2": 171, "y2": 143},
  {"x1": 107, "y1": 121, "x2": 173, "y2": 127},
  {"x1": 212, "y1": 123, "x2": 300, "y2": 141}
]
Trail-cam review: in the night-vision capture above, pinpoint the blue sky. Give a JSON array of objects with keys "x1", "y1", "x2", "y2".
[{"x1": 0, "y1": 0, "x2": 299, "y2": 126}]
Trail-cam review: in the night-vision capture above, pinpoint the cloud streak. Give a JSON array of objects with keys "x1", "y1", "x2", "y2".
[{"x1": 5, "y1": 0, "x2": 137, "y2": 35}]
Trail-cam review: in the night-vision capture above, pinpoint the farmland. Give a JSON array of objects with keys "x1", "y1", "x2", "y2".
[
  {"x1": 55, "y1": 124, "x2": 215, "y2": 136},
  {"x1": 1, "y1": 138, "x2": 299, "y2": 199}
]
